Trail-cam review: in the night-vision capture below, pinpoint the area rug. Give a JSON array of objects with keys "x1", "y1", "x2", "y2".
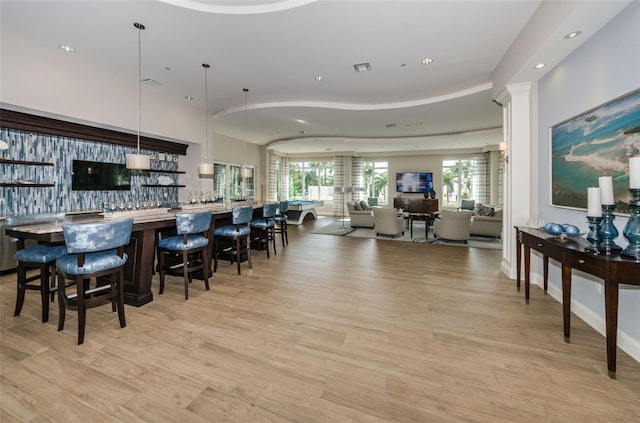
[
  {"x1": 311, "y1": 220, "x2": 356, "y2": 236},
  {"x1": 313, "y1": 220, "x2": 501, "y2": 249}
]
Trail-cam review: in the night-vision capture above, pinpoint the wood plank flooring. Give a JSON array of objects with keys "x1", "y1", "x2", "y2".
[{"x1": 1, "y1": 216, "x2": 639, "y2": 422}]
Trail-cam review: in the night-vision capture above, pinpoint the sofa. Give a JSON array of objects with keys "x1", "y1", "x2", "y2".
[
  {"x1": 469, "y1": 203, "x2": 503, "y2": 238},
  {"x1": 346, "y1": 201, "x2": 375, "y2": 228}
]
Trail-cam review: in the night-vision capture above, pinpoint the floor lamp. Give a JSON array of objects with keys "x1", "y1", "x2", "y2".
[{"x1": 334, "y1": 186, "x2": 351, "y2": 229}]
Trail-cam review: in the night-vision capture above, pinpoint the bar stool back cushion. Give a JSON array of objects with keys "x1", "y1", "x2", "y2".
[
  {"x1": 57, "y1": 218, "x2": 133, "y2": 344},
  {"x1": 6, "y1": 213, "x2": 68, "y2": 323}
]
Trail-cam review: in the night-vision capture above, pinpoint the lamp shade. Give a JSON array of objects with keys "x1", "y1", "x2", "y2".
[
  {"x1": 126, "y1": 153, "x2": 150, "y2": 170},
  {"x1": 240, "y1": 165, "x2": 252, "y2": 178},
  {"x1": 198, "y1": 162, "x2": 214, "y2": 175},
  {"x1": 0, "y1": 139, "x2": 8, "y2": 150}
]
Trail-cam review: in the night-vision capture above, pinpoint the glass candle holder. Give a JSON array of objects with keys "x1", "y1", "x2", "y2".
[
  {"x1": 598, "y1": 204, "x2": 622, "y2": 255},
  {"x1": 585, "y1": 216, "x2": 602, "y2": 253},
  {"x1": 621, "y1": 188, "x2": 640, "y2": 260}
]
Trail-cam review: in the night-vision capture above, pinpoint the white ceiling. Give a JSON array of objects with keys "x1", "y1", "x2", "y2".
[{"x1": 0, "y1": 0, "x2": 631, "y2": 157}]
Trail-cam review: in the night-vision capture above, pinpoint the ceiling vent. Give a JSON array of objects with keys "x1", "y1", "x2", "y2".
[
  {"x1": 142, "y1": 78, "x2": 162, "y2": 87},
  {"x1": 353, "y1": 62, "x2": 372, "y2": 72},
  {"x1": 385, "y1": 123, "x2": 396, "y2": 128}
]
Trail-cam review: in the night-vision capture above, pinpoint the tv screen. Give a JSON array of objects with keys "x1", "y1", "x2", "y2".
[
  {"x1": 72, "y1": 160, "x2": 131, "y2": 191},
  {"x1": 396, "y1": 172, "x2": 433, "y2": 193}
]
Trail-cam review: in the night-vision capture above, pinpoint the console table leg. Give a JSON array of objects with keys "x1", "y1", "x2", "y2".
[
  {"x1": 604, "y1": 278, "x2": 619, "y2": 378},
  {"x1": 543, "y1": 256, "x2": 549, "y2": 294},
  {"x1": 516, "y1": 235, "x2": 522, "y2": 290},
  {"x1": 524, "y1": 245, "x2": 530, "y2": 303},
  {"x1": 562, "y1": 264, "x2": 572, "y2": 342}
]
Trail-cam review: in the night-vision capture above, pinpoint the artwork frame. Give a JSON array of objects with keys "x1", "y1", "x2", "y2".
[{"x1": 550, "y1": 88, "x2": 640, "y2": 215}]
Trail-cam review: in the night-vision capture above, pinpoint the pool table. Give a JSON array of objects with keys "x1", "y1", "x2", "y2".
[{"x1": 287, "y1": 200, "x2": 324, "y2": 225}]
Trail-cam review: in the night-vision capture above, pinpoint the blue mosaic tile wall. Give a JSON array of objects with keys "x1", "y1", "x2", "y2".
[{"x1": 0, "y1": 128, "x2": 180, "y2": 216}]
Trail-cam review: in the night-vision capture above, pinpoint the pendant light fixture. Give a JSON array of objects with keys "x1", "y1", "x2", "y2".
[
  {"x1": 126, "y1": 22, "x2": 151, "y2": 170},
  {"x1": 240, "y1": 88, "x2": 252, "y2": 178},
  {"x1": 198, "y1": 63, "x2": 214, "y2": 175}
]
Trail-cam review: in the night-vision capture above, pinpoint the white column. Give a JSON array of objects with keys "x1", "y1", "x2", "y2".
[{"x1": 497, "y1": 82, "x2": 534, "y2": 279}]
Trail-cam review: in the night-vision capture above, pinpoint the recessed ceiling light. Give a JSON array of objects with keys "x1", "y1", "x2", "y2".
[
  {"x1": 59, "y1": 45, "x2": 75, "y2": 52},
  {"x1": 565, "y1": 31, "x2": 582, "y2": 39},
  {"x1": 353, "y1": 62, "x2": 372, "y2": 72},
  {"x1": 421, "y1": 58, "x2": 433, "y2": 65},
  {"x1": 315, "y1": 75, "x2": 325, "y2": 81},
  {"x1": 185, "y1": 96, "x2": 194, "y2": 101},
  {"x1": 534, "y1": 63, "x2": 546, "y2": 69}
]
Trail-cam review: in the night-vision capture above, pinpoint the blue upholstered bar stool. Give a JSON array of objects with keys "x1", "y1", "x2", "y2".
[
  {"x1": 5, "y1": 213, "x2": 68, "y2": 323},
  {"x1": 157, "y1": 211, "x2": 213, "y2": 300},
  {"x1": 274, "y1": 201, "x2": 289, "y2": 248},
  {"x1": 250, "y1": 203, "x2": 277, "y2": 258},
  {"x1": 56, "y1": 218, "x2": 133, "y2": 344},
  {"x1": 213, "y1": 206, "x2": 253, "y2": 275}
]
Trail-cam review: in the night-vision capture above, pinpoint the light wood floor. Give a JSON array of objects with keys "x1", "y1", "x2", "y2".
[{"x1": 1, "y1": 217, "x2": 639, "y2": 422}]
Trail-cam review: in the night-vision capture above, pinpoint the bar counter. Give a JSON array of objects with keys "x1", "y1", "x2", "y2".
[{"x1": 5, "y1": 204, "x2": 263, "y2": 306}]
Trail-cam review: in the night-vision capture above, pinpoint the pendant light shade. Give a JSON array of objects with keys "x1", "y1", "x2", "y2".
[
  {"x1": 198, "y1": 63, "x2": 214, "y2": 176},
  {"x1": 198, "y1": 162, "x2": 214, "y2": 175},
  {"x1": 126, "y1": 22, "x2": 150, "y2": 170},
  {"x1": 240, "y1": 164, "x2": 252, "y2": 178}
]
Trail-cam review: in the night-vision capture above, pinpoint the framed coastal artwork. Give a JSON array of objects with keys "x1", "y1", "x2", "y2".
[{"x1": 550, "y1": 88, "x2": 640, "y2": 214}]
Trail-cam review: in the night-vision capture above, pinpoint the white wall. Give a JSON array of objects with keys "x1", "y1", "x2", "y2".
[{"x1": 536, "y1": 2, "x2": 640, "y2": 361}]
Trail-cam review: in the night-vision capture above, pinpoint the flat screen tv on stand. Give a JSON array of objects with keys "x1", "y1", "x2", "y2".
[{"x1": 396, "y1": 172, "x2": 433, "y2": 194}]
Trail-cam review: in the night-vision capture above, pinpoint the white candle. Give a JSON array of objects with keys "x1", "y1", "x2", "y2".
[
  {"x1": 587, "y1": 187, "x2": 601, "y2": 216},
  {"x1": 630, "y1": 157, "x2": 640, "y2": 189},
  {"x1": 599, "y1": 176, "x2": 614, "y2": 205}
]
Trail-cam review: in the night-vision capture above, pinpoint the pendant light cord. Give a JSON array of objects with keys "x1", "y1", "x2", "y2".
[
  {"x1": 243, "y1": 88, "x2": 249, "y2": 167},
  {"x1": 203, "y1": 64, "x2": 210, "y2": 160},
  {"x1": 135, "y1": 22, "x2": 145, "y2": 155}
]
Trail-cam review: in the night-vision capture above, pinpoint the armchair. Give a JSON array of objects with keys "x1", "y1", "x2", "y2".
[
  {"x1": 433, "y1": 210, "x2": 472, "y2": 242},
  {"x1": 372, "y1": 207, "x2": 405, "y2": 237}
]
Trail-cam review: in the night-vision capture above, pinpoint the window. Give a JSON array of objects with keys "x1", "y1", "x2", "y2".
[
  {"x1": 363, "y1": 161, "x2": 388, "y2": 204},
  {"x1": 442, "y1": 159, "x2": 472, "y2": 207},
  {"x1": 288, "y1": 161, "x2": 334, "y2": 201},
  {"x1": 213, "y1": 162, "x2": 255, "y2": 201},
  {"x1": 213, "y1": 163, "x2": 226, "y2": 202}
]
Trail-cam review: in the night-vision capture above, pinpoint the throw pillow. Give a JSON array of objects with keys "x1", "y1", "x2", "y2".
[
  {"x1": 476, "y1": 204, "x2": 495, "y2": 216},
  {"x1": 359, "y1": 200, "x2": 370, "y2": 210},
  {"x1": 353, "y1": 202, "x2": 363, "y2": 211}
]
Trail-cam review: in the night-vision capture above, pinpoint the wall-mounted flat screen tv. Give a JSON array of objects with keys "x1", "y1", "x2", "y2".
[
  {"x1": 72, "y1": 160, "x2": 131, "y2": 191},
  {"x1": 396, "y1": 172, "x2": 433, "y2": 193}
]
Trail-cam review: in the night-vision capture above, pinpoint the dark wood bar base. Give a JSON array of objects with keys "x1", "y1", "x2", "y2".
[{"x1": 515, "y1": 226, "x2": 639, "y2": 378}]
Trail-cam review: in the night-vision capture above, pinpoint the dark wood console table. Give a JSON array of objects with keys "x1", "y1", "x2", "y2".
[
  {"x1": 515, "y1": 226, "x2": 639, "y2": 378},
  {"x1": 393, "y1": 197, "x2": 438, "y2": 214}
]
